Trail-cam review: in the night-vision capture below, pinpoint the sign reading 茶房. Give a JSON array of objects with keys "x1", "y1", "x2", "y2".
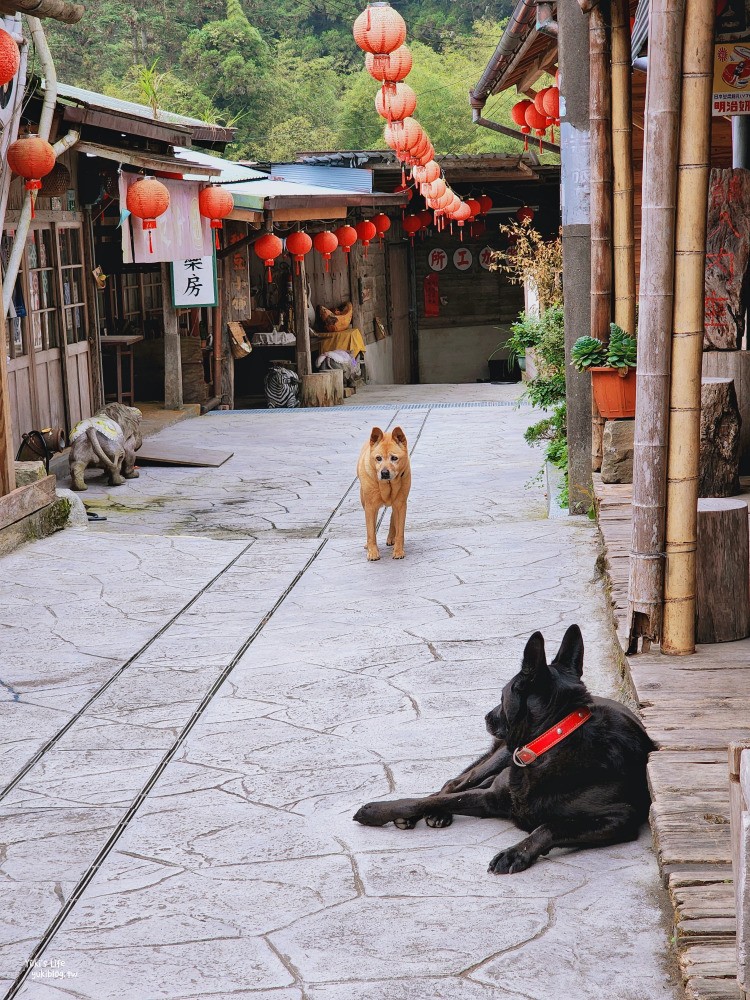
[
  {"x1": 713, "y1": 43, "x2": 750, "y2": 115},
  {"x1": 171, "y1": 255, "x2": 218, "y2": 308}
]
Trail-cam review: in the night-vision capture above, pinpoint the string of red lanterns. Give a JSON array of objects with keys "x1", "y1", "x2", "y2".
[{"x1": 511, "y1": 84, "x2": 560, "y2": 151}]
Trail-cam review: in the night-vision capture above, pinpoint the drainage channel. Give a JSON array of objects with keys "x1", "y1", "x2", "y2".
[{"x1": 5, "y1": 538, "x2": 328, "y2": 1000}]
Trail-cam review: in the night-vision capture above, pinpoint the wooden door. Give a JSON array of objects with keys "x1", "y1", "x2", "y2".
[{"x1": 387, "y1": 241, "x2": 411, "y2": 384}]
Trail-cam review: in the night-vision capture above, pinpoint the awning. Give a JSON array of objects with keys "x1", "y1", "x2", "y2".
[{"x1": 76, "y1": 141, "x2": 222, "y2": 178}]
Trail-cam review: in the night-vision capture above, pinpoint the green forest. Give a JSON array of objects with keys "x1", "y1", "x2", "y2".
[{"x1": 44, "y1": 0, "x2": 524, "y2": 161}]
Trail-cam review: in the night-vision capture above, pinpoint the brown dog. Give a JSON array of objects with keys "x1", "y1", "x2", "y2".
[{"x1": 357, "y1": 426, "x2": 411, "y2": 560}]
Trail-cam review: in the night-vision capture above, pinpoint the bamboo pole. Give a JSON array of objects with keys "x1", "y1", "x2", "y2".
[
  {"x1": 589, "y1": 3, "x2": 613, "y2": 472},
  {"x1": 627, "y1": 0, "x2": 686, "y2": 652},
  {"x1": 662, "y1": 0, "x2": 714, "y2": 654},
  {"x1": 611, "y1": 0, "x2": 636, "y2": 336}
]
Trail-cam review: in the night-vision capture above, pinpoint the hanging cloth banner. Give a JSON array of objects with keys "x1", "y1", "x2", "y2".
[{"x1": 119, "y1": 173, "x2": 213, "y2": 264}]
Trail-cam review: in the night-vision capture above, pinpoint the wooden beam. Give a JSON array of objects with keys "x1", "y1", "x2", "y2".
[
  {"x1": 0, "y1": 0, "x2": 83, "y2": 22},
  {"x1": 63, "y1": 107, "x2": 192, "y2": 146},
  {"x1": 0, "y1": 475, "x2": 56, "y2": 531},
  {"x1": 0, "y1": 326, "x2": 15, "y2": 496},
  {"x1": 474, "y1": 115, "x2": 561, "y2": 154},
  {"x1": 161, "y1": 264, "x2": 183, "y2": 410},
  {"x1": 627, "y1": 0, "x2": 686, "y2": 650},
  {"x1": 75, "y1": 141, "x2": 221, "y2": 177},
  {"x1": 590, "y1": 3, "x2": 613, "y2": 472},
  {"x1": 662, "y1": 0, "x2": 715, "y2": 655},
  {"x1": 292, "y1": 258, "x2": 312, "y2": 378}
]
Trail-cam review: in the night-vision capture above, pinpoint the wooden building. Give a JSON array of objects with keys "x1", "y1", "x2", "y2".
[{"x1": 294, "y1": 151, "x2": 560, "y2": 384}]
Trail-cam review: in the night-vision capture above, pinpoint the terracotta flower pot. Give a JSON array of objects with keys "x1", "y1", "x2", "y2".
[{"x1": 590, "y1": 366, "x2": 636, "y2": 419}]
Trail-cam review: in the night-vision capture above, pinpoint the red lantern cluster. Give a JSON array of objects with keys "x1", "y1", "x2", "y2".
[
  {"x1": 511, "y1": 84, "x2": 560, "y2": 151},
  {"x1": 354, "y1": 6, "x2": 481, "y2": 236}
]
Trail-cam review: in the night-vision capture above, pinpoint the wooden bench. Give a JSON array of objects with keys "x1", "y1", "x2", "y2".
[{"x1": 730, "y1": 741, "x2": 750, "y2": 998}]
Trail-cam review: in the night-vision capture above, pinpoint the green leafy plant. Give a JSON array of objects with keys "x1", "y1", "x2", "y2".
[
  {"x1": 502, "y1": 311, "x2": 543, "y2": 365},
  {"x1": 571, "y1": 336, "x2": 608, "y2": 373},
  {"x1": 606, "y1": 323, "x2": 637, "y2": 369}
]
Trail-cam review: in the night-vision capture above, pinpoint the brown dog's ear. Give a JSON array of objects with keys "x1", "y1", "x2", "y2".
[
  {"x1": 392, "y1": 426, "x2": 407, "y2": 446},
  {"x1": 551, "y1": 624, "x2": 584, "y2": 678},
  {"x1": 370, "y1": 427, "x2": 384, "y2": 445},
  {"x1": 521, "y1": 631, "x2": 547, "y2": 678}
]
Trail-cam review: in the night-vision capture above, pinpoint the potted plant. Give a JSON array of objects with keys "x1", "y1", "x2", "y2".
[
  {"x1": 497, "y1": 311, "x2": 543, "y2": 379},
  {"x1": 571, "y1": 324, "x2": 637, "y2": 419}
]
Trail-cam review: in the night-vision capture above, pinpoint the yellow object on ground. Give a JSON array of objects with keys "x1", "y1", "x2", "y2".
[{"x1": 317, "y1": 327, "x2": 367, "y2": 355}]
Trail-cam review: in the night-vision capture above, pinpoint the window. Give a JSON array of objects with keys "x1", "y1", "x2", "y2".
[
  {"x1": 26, "y1": 227, "x2": 58, "y2": 353},
  {"x1": 58, "y1": 226, "x2": 87, "y2": 345}
]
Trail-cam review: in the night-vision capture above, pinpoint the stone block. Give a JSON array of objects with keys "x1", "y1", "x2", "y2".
[
  {"x1": 601, "y1": 419, "x2": 634, "y2": 484},
  {"x1": 14, "y1": 460, "x2": 46, "y2": 488},
  {"x1": 700, "y1": 377, "x2": 741, "y2": 497}
]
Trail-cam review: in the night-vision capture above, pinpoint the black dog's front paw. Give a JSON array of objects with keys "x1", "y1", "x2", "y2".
[
  {"x1": 488, "y1": 844, "x2": 534, "y2": 875},
  {"x1": 425, "y1": 813, "x2": 453, "y2": 828},
  {"x1": 353, "y1": 802, "x2": 392, "y2": 826},
  {"x1": 394, "y1": 817, "x2": 417, "y2": 829}
]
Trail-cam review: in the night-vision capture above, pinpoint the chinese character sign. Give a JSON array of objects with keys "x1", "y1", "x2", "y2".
[
  {"x1": 428, "y1": 248, "x2": 448, "y2": 272},
  {"x1": 453, "y1": 247, "x2": 473, "y2": 271},
  {"x1": 171, "y1": 255, "x2": 218, "y2": 308},
  {"x1": 713, "y1": 43, "x2": 750, "y2": 115}
]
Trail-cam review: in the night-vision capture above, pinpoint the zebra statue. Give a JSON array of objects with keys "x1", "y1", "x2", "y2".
[{"x1": 264, "y1": 366, "x2": 301, "y2": 409}]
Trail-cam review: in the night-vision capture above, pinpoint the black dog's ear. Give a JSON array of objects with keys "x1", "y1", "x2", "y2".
[
  {"x1": 521, "y1": 631, "x2": 547, "y2": 678},
  {"x1": 552, "y1": 624, "x2": 584, "y2": 677},
  {"x1": 370, "y1": 427, "x2": 384, "y2": 445}
]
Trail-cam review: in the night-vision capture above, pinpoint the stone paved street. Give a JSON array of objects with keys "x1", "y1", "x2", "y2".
[{"x1": 1, "y1": 386, "x2": 680, "y2": 999}]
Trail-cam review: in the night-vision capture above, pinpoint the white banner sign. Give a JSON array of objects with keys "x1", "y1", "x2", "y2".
[
  {"x1": 171, "y1": 255, "x2": 217, "y2": 307},
  {"x1": 120, "y1": 174, "x2": 214, "y2": 265}
]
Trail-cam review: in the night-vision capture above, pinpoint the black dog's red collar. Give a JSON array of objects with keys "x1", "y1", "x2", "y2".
[{"x1": 512, "y1": 707, "x2": 592, "y2": 767}]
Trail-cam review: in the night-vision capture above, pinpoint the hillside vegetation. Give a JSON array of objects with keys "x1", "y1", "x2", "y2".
[{"x1": 44, "y1": 0, "x2": 524, "y2": 160}]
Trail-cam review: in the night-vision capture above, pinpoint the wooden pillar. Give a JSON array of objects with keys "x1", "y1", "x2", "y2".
[
  {"x1": 627, "y1": 0, "x2": 686, "y2": 652},
  {"x1": 0, "y1": 326, "x2": 14, "y2": 496},
  {"x1": 589, "y1": 2, "x2": 613, "y2": 472},
  {"x1": 292, "y1": 257, "x2": 312, "y2": 377},
  {"x1": 610, "y1": 0, "x2": 636, "y2": 337},
  {"x1": 161, "y1": 263, "x2": 183, "y2": 410},
  {"x1": 559, "y1": 0, "x2": 593, "y2": 513},
  {"x1": 662, "y1": 0, "x2": 714, "y2": 654},
  {"x1": 82, "y1": 208, "x2": 105, "y2": 411}
]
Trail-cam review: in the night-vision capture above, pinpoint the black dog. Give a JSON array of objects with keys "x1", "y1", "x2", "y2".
[{"x1": 354, "y1": 625, "x2": 656, "y2": 874}]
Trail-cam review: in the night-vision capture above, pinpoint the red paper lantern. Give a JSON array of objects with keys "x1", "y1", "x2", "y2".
[
  {"x1": 525, "y1": 103, "x2": 548, "y2": 151},
  {"x1": 335, "y1": 224, "x2": 358, "y2": 255},
  {"x1": 420, "y1": 177, "x2": 446, "y2": 201},
  {"x1": 394, "y1": 182, "x2": 412, "y2": 201},
  {"x1": 511, "y1": 100, "x2": 533, "y2": 128},
  {"x1": 384, "y1": 117, "x2": 423, "y2": 153},
  {"x1": 366, "y1": 44, "x2": 412, "y2": 93},
  {"x1": 465, "y1": 198, "x2": 481, "y2": 219},
  {"x1": 470, "y1": 218, "x2": 487, "y2": 239},
  {"x1": 453, "y1": 201, "x2": 472, "y2": 240},
  {"x1": 254, "y1": 232, "x2": 283, "y2": 283},
  {"x1": 375, "y1": 82, "x2": 416, "y2": 122},
  {"x1": 125, "y1": 176, "x2": 170, "y2": 253},
  {"x1": 402, "y1": 214, "x2": 421, "y2": 245},
  {"x1": 0, "y1": 29, "x2": 20, "y2": 87},
  {"x1": 534, "y1": 87, "x2": 551, "y2": 118},
  {"x1": 542, "y1": 86, "x2": 560, "y2": 142},
  {"x1": 353, "y1": 3, "x2": 407, "y2": 68},
  {"x1": 7, "y1": 134, "x2": 56, "y2": 219},
  {"x1": 516, "y1": 205, "x2": 535, "y2": 224},
  {"x1": 372, "y1": 213, "x2": 391, "y2": 242},
  {"x1": 419, "y1": 208, "x2": 433, "y2": 230},
  {"x1": 198, "y1": 185, "x2": 234, "y2": 249},
  {"x1": 285, "y1": 230, "x2": 312, "y2": 274},
  {"x1": 412, "y1": 160, "x2": 440, "y2": 185},
  {"x1": 313, "y1": 230, "x2": 338, "y2": 271},
  {"x1": 355, "y1": 219, "x2": 378, "y2": 257},
  {"x1": 478, "y1": 193, "x2": 493, "y2": 216}
]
